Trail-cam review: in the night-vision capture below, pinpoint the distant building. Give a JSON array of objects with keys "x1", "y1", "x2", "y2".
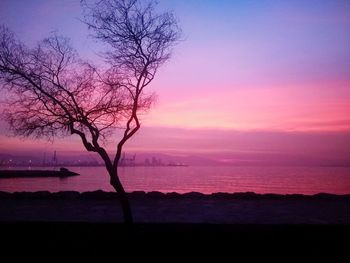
[
  {"x1": 144, "y1": 158, "x2": 150, "y2": 166},
  {"x1": 120, "y1": 153, "x2": 136, "y2": 166}
]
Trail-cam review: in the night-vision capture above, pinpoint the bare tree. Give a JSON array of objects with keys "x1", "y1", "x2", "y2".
[{"x1": 0, "y1": 0, "x2": 180, "y2": 224}]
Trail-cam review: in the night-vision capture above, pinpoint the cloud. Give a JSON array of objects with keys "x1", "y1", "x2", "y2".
[
  {"x1": 123, "y1": 126, "x2": 350, "y2": 161},
  {"x1": 1, "y1": 126, "x2": 349, "y2": 165}
]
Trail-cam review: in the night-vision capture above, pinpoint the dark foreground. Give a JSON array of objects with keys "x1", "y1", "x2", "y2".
[
  {"x1": 1, "y1": 191, "x2": 349, "y2": 258},
  {"x1": 1, "y1": 222, "x2": 349, "y2": 259}
]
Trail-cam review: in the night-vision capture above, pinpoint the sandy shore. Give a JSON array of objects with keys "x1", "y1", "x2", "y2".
[{"x1": 1, "y1": 190, "x2": 349, "y2": 224}]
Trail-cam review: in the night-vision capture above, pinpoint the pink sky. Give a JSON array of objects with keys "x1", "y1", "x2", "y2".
[
  {"x1": 145, "y1": 81, "x2": 350, "y2": 131},
  {"x1": 0, "y1": 0, "x2": 349, "y2": 164}
]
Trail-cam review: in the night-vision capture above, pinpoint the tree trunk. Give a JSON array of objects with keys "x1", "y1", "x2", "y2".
[{"x1": 109, "y1": 170, "x2": 133, "y2": 224}]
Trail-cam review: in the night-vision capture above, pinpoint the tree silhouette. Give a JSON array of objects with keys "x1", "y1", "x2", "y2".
[{"x1": 0, "y1": 0, "x2": 180, "y2": 224}]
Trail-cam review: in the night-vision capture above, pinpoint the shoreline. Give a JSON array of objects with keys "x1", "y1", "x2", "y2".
[
  {"x1": 1, "y1": 190, "x2": 350, "y2": 200},
  {"x1": 1, "y1": 190, "x2": 350, "y2": 224}
]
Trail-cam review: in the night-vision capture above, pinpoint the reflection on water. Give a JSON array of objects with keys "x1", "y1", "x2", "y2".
[{"x1": 0, "y1": 166, "x2": 349, "y2": 194}]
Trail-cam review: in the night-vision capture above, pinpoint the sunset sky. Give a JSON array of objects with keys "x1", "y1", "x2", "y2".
[{"x1": 0, "y1": 0, "x2": 349, "y2": 165}]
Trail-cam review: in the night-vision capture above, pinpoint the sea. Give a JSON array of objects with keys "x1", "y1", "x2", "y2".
[{"x1": 1, "y1": 166, "x2": 350, "y2": 195}]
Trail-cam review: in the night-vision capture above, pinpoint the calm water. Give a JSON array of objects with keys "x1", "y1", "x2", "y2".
[{"x1": 0, "y1": 166, "x2": 350, "y2": 194}]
